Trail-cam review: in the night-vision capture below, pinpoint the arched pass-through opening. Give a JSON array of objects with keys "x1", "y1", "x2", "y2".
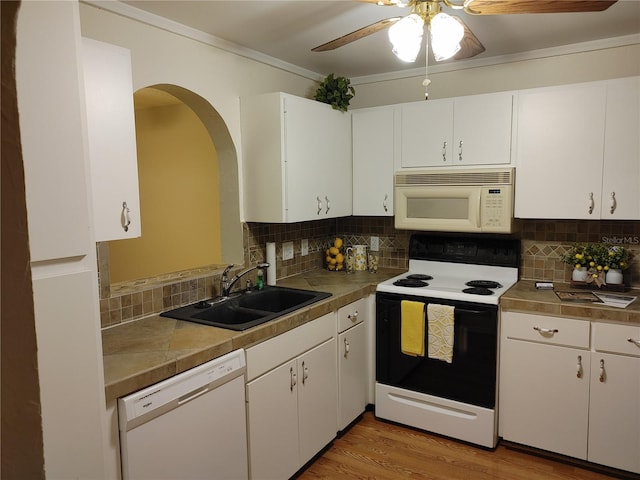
[{"x1": 150, "y1": 83, "x2": 243, "y2": 265}]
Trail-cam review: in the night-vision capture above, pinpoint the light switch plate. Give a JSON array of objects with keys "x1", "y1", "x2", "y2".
[
  {"x1": 301, "y1": 239, "x2": 309, "y2": 256},
  {"x1": 370, "y1": 236, "x2": 379, "y2": 252},
  {"x1": 282, "y1": 241, "x2": 294, "y2": 260}
]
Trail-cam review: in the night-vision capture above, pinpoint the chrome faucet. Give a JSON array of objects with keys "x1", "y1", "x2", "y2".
[{"x1": 220, "y1": 263, "x2": 270, "y2": 297}]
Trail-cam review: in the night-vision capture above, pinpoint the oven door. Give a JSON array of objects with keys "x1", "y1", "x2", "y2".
[{"x1": 376, "y1": 291, "x2": 498, "y2": 408}]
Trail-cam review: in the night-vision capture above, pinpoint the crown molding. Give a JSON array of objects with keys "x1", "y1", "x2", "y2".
[{"x1": 82, "y1": 0, "x2": 325, "y2": 81}]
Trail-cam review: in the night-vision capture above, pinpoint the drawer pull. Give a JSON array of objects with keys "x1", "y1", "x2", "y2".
[
  {"x1": 576, "y1": 355, "x2": 583, "y2": 379},
  {"x1": 628, "y1": 338, "x2": 640, "y2": 348},
  {"x1": 533, "y1": 326, "x2": 559, "y2": 335},
  {"x1": 347, "y1": 311, "x2": 359, "y2": 322},
  {"x1": 599, "y1": 359, "x2": 606, "y2": 383}
]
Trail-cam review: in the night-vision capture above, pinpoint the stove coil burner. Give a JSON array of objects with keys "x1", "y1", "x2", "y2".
[
  {"x1": 465, "y1": 280, "x2": 503, "y2": 289},
  {"x1": 462, "y1": 287, "x2": 494, "y2": 296},
  {"x1": 407, "y1": 274, "x2": 433, "y2": 281},
  {"x1": 393, "y1": 278, "x2": 429, "y2": 288}
]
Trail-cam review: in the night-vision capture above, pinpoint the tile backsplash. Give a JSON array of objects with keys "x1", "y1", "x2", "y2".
[{"x1": 98, "y1": 217, "x2": 640, "y2": 329}]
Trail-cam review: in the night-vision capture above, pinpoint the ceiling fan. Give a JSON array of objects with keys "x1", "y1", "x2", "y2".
[{"x1": 312, "y1": 0, "x2": 618, "y2": 62}]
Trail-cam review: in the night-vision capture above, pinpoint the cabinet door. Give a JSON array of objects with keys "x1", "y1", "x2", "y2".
[
  {"x1": 588, "y1": 353, "x2": 640, "y2": 474},
  {"x1": 338, "y1": 322, "x2": 367, "y2": 431},
  {"x1": 298, "y1": 338, "x2": 338, "y2": 466},
  {"x1": 323, "y1": 109, "x2": 353, "y2": 219},
  {"x1": 601, "y1": 76, "x2": 640, "y2": 220},
  {"x1": 284, "y1": 96, "x2": 351, "y2": 221},
  {"x1": 401, "y1": 99, "x2": 453, "y2": 167},
  {"x1": 352, "y1": 108, "x2": 394, "y2": 216},
  {"x1": 514, "y1": 83, "x2": 606, "y2": 219},
  {"x1": 246, "y1": 359, "x2": 299, "y2": 480},
  {"x1": 453, "y1": 92, "x2": 512, "y2": 166},
  {"x1": 82, "y1": 38, "x2": 141, "y2": 240},
  {"x1": 500, "y1": 339, "x2": 590, "y2": 459}
]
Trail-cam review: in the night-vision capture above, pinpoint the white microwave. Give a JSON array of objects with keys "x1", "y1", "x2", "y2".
[{"x1": 394, "y1": 167, "x2": 515, "y2": 233}]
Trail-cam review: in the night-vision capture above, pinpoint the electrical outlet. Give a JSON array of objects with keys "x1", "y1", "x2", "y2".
[
  {"x1": 282, "y1": 241, "x2": 294, "y2": 260},
  {"x1": 301, "y1": 239, "x2": 309, "y2": 256},
  {"x1": 370, "y1": 236, "x2": 380, "y2": 252}
]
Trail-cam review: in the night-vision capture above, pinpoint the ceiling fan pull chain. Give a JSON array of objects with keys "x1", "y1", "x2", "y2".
[{"x1": 423, "y1": 32, "x2": 430, "y2": 100}]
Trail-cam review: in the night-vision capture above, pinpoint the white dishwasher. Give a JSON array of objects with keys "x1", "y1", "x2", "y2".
[{"x1": 118, "y1": 349, "x2": 248, "y2": 480}]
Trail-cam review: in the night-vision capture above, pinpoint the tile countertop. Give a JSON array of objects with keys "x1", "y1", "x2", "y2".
[
  {"x1": 102, "y1": 268, "x2": 404, "y2": 401},
  {"x1": 501, "y1": 280, "x2": 640, "y2": 325}
]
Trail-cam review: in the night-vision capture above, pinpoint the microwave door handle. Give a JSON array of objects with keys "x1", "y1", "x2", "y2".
[{"x1": 476, "y1": 190, "x2": 482, "y2": 229}]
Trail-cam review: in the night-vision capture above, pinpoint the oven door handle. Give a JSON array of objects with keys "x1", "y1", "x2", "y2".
[{"x1": 452, "y1": 308, "x2": 493, "y2": 315}]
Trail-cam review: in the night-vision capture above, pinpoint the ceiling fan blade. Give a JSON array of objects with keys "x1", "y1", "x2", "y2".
[
  {"x1": 312, "y1": 17, "x2": 401, "y2": 52},
  {"x1": 464, "y1": 0, "x2": 617, "y2": 15},
  {"x1": 449, "y1": 15, "x2": 485, "y2": 60}
]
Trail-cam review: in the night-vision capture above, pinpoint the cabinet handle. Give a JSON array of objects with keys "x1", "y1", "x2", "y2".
[
  {"x1": 576, "y1": 355, "x2": 583, "y2": 379},
  {"x1": 599, "y1": 359, "x2": 606, "y2": 383},
  {"x1": 628, "y1": 337, "x2": 640, "y2": 348},
  {"x1": 121, "y1": 201, "x2": 131, "y2": 232},
  {"x1": 302, "y1": 361, "x2": 309, "y2": 385},
  {"x1": 458, "y1": 140, "x2": 463, "y2": 162},
  {"x1": 347, "y1": 311, "x2": 358, "y2": 322},
  {"x1": 442, "y1": 141, "x2": 447, "y2": 162},
  {"x1": 533, "y1": 326, "x2": 559, "y2": 335},
  {"x1": 610, "y1": 192, "x2": 617, "y2": 214},
  {"x1": 588, "y1": 192, "x2": 594, "y2": 215},
  {"x1": 325, "y1": 196, "x2": 330, "y2": 214},
  {"x1": 383, "y1": 193, "x2": 388, "y2": 212},
  {"x1": 316, "y1": 196, "x2": 322, "y2": 215},
  {"x1": 290, "y1": 366, "x2": 297, "y2": 391},
  {"x1": 344, "y1": 338, "x2": 350, "y2": 358}
]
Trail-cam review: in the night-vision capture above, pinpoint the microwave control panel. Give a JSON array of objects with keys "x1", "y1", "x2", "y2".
[{"x1": 480, "y1": 186, "x2": 513, "y2": 232}]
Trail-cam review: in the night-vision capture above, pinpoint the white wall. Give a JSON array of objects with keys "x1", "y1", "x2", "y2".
[{"x1": 351, "y1": 43, "x2": 640, "y2": 108}]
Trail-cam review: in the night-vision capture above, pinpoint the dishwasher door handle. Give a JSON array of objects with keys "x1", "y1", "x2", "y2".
[{"x1": 178, "y1": 386, "x2": 210, "y2": 405}]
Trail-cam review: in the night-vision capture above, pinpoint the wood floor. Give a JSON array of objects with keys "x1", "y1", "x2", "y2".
[{"x1": 296, "y1": 412, "x2": 631, "y2": 480}]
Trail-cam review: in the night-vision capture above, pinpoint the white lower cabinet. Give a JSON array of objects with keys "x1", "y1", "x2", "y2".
[
  {"x1": 500, "y1": 312, "x2": 591, "y2": 459},
  {"x1": 588, "y1": 322, "x2": 640, "y2": 474},
  {"x1": 337, "y1": 298, "x2": 368, "y2": 431},
  {"x1": 246, "y1": 313, "x2": 337, "y2": 479},
  {"x1": 500, "y1": 312, "x2": 640, "y2": 474}
]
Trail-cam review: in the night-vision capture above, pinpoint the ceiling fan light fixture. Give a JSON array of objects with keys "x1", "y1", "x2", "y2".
[
  {"x1": 388, "y1": 13, "x2": 424, "y2": 62},
  {"x1": 429, "y1": 12, "x2": 464, "y2": 61}
]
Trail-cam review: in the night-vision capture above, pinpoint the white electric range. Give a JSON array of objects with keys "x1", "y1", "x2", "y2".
[{"x1": 375, "y1": 234, "x2": 520, "y2": 448}]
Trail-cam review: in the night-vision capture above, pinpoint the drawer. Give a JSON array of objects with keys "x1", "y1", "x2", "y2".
[
  {"x1": 593, "y1": 322, "x2": 640, "y2": 357},
  {"x1": 502, "y1": 311, "x2": 590, "y2": 349},
  {"x1": 246, "y1": 311, "x2": 336, "y2": 381},
  {"x1": 337, "y1": 297, "x2": 367, "y2": 333}
]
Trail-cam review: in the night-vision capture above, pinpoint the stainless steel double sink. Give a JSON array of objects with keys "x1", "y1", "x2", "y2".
[{"x1": 160, "y1": 285, "x2": 332, "y2": 330}]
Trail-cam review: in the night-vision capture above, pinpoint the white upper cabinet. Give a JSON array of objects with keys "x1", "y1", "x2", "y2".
[
  {"x1": 82, "y1": 37, "x2": 141, "y2": 241},
  {"x1": 241, "y1": 92, "x2": 352, "y2": 223},
  {"x1": 400, "y1": 91, "x2": 513, "y2": 168},
  {"x1": 352, "y1": 106, "x2": 395, "y2": 216},
  {"x1": 601, "y1": 76, "x2": 640, "y2": 219},
  {"x1": 514, "y1": 77, "x2": 640, "y2": 220}
]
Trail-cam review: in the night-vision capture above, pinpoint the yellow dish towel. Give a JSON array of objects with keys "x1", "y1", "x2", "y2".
[
  {"x1": 427, "y1": 304, "x2": 455, "y2": 363},
  {"x1": 401, "y1": 300, "x2": 425, "y2": 357}
]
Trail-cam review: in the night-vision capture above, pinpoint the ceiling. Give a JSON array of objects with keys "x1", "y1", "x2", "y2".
[{"x1": 118, "y1": 0, "x2": 640, "y2": 81}]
